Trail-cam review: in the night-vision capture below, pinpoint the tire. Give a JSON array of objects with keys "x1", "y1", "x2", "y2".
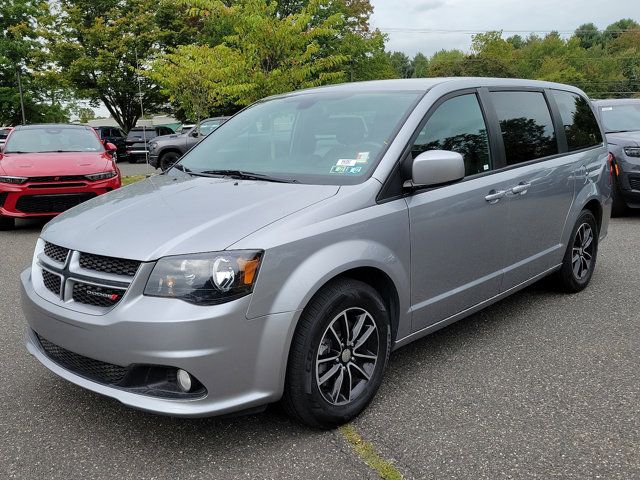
[
  {"x1": 551, "y1": 210, "x2": 599, "y2": 293},
  {"x1": 611, "y1": 177, "x2": 628, "y2": 217},
  {"x1": 160, "y1": 151, "x2": 181, "y2": 171},
  {"x1": 128, "y1": 156, "x2": 138, "y2": 164},
  {"x1": 282, "y1": 279, "x2": 391, "y2": 429},
  {"x1": 0, "y1": 216, "x2": 15, "y2": 230}
]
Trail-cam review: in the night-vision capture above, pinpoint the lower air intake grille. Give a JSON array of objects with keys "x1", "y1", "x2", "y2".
[
  {"x1": 629, "y1": 177, "x2": 640, "y2": 191},
  {"x1": 79, "y1": 253, "x2": 141, "y2": 277},
  {"x1": 42, "y1": 270, "x2": 62, "y2": 296},
  {"x1": 72, "y1": 283, "x2": 125, "y2": 308},
  {"x1": 15, "y1": 193, "x2": 96, "y2": 214},
  {"x1": 44, "y1": 242, "x2": 69, "y2": 263},
  {"x1": 36, "y1": 333, "x2": 127, "y2": 384},
  {"x1": 0, "y1": 192, "x2": 7, "y2": 207}
]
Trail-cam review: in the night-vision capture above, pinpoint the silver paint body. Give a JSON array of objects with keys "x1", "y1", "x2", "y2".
[{"x1": 21, "y1": 78, "x2": 612, "y2": 416}]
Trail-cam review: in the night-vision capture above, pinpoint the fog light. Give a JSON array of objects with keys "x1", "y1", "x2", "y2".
[{"x1": 176, "y1": 369, "x2": 192, "y2": 392}]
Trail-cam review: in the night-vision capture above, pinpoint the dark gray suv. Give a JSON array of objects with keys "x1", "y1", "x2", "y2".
[
  {"x1": 593, "y1": 99, "x2": 640, "y2": 215},
  {"x1": 148, "y1": 117, "x2": 229, "y2": 170}
]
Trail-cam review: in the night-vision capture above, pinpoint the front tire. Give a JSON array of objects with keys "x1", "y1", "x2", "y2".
[
  {"x1": 160, "y1": 151, "x2": 181, "y2": 171},
  {"x1": 551, "y1": 210, "x2": 598, "y2": 293},
  {"x1": 282, "y1": 279, "x2": 391, "y2": 429}
]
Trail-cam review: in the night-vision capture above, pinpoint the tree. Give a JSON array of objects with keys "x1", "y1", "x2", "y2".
[
  {"x1": 574, "y1": 23, "x2": 601, "y2": 49},
  {"x1": 0, "y1": 0, "x2": 72, "y2": 125},
  {"x1": 147, "y1": 0, "x2": 369, "y2": 116},
  {"x1": 50, "y1": 0, "x2": 172, "y2": 131},
  {"x1": 411, "y1": 53, "x2": 429, "y2": 78},
  {"x1": 388, "y1": 51, "x2": 413, "y2": 78}
]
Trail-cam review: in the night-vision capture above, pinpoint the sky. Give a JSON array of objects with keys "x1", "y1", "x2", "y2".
[{"x1": 370, "y1": 0, "x2": 640, "y2": 57}]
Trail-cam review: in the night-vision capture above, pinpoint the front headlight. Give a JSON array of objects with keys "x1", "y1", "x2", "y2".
[
  {"x1": 85, "y1": 171, "x2": 117, "y2": 181},
  {"x1": 0, "y1": 175, "x2": 27, "y2": 184},
  {"x1": 149, "y1": 142, "x2": 158, "y2": 153},
  {"x1": 623, "y1": 147, "x2": 640, "y2": 158},
  {"x1": 144, "y1": 250, "x2": 263, "y2": 305}
]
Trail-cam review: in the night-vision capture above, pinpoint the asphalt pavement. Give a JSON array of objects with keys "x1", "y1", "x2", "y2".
[
  {"x1": 117, "y1": 160, "x2": 158, "y2": 177},
  {"x1": 1, "y1": 214, "x2": 638, "y2": 479}
]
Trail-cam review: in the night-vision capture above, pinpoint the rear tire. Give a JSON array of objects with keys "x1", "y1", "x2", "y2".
[
  {"x1": 0, "y1": 216, "x2": 15, "y2": 230},
  {"x1": 128, "y1": 157, "x2": 138, "y2": 164},
  {"x1": 282, "y1": 279, "x2": 391, "y2": 429},
  {"x1": 551, "y1": 210, "x2": 598, "y2": 293}
]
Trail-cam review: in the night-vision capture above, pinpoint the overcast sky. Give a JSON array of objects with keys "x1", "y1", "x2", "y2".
[{"x1": 370, "y1": 0, "x2": 640, "y2": 57}]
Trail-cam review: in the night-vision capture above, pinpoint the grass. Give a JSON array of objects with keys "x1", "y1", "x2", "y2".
[
  {"x1": 340, "y1": 424, "x2": 404, "y2": 480},
  {"x1": 121, "y1": 175, "x2": 146, "y2": 186}
]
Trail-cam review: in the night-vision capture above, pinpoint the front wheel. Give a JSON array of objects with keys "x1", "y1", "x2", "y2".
[
  {"x1": 282, "y1": 279, "x2": 391, "y2": 429},
  {"x1": 160, "y1": 151, "x2": 181, "y2": 171},
  {"x1": 551, "y1": 210, "x2": 598, "y2": 293}
]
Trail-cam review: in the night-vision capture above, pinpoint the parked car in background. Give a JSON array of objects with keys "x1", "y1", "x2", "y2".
[
  {"x1": 125, "y1": 126, "x2": 175, "y2": 164},
  {"x1": 0, "y1": 127, "x2": 13, "y2": 148},
  {"x1": 93, "y1": 126, "x2": 127, "y2": 162},
  {"x1": 0, "y1": 124, "x2": 120, "y2": 230},
  {"x1": 593, "y1": 99, "x2": 640, "y2": 215},
  {"x1": 21, "y1": 79, "x2": 610, "y2": 428},
  {"x1": 149, "y1": 117, "x2": 229, "y2": 170}
]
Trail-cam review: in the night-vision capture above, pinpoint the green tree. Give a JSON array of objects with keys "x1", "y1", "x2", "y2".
[
  {"x1": 147, "y1": 0, "x2": 350, "y2": 116},
  {"x1": 388, "y1": 51, "x2": 413, "y2": 78},
  {"x1": 574, "y1": 23, "x2": 601, "y2": 49},
  {"x1": 411, "y1": 53, "x2": 429, "y2": 78},
  {"x1": 51, "y1": 0, "x2": 173, "y2": 130}
]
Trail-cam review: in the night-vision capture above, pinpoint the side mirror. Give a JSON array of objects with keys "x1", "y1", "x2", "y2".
[
  {"x1": 408, "y1": 150, "x2": 465, "y2": 187},
  {"x1": 190, "y1": 130, "x2": 199, "y2": 138},
  {"x1": 105, "y1": 142, "x2": 117, "y2": 152}
]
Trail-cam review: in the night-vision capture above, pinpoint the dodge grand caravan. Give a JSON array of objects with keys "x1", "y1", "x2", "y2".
[{"x1": 21, "y1": 78, "x2": 612, "y2": 428}]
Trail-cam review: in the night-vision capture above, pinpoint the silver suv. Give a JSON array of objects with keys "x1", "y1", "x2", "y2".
[{"x1": 21, "y1": 78, "x2": 611, "y2": 428}]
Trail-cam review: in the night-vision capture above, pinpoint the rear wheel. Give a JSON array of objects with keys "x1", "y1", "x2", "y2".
[
  {"x1": 128, "y1": 156, "x2": 138, "y2": 164},
  {"x1": 282, "y1": 279, "x2": 391, "y2": 429},
  {"x1": 551, "y1": 210, "x2": 598, "y2": 293},
  {"x1": 0, "y1": 216, "x2": 15, "y2": 230},
  {"x1": 160, "y1": 151, "x2": 181, "y2": 171}
]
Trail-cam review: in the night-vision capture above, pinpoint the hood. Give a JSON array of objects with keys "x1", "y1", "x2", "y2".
[
  {"x1": 0, "y1": 152, "x2": 111, "y2": 176},
  {"x1": 42, "y1": 175, "x2": 339, "y2": 260},
  {"x1": 154, "y1": 133, "x2": 185, "y2": 142},
  {"x1": 605, "y1": 131, "x2": 640, "y2": 147}
]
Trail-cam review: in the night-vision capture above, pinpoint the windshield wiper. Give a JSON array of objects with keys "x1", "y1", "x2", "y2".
[
  {"x1": 197, "y1": 169, "x2": 296, "y2": 183},
  {"x1": 171, "y1": 163, "x2": 196, "y2": 175}
]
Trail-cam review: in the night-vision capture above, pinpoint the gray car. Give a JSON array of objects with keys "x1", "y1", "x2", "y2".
[
  {"x1": 148, "y1": 117, "x2": 229, "y2": 171},
  {"x1": 21, "y1": 78, "x2": 611, "y2": 428},
  {"x1": 592, "y1": 99, "x2": 640, "y2": 215}
]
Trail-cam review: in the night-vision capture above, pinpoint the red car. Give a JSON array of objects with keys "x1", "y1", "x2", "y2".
[{"x1": 0, "y1": 124, "x2": 121, "y2": 229}]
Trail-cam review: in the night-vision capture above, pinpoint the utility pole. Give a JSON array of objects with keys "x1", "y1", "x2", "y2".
[{"x1": 16, "y1": 68, "x2": 26, "y2": 125}]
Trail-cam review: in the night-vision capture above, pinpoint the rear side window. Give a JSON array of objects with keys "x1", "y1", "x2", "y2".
[
  {"x1": 491, "y1": 91, "x2": 558, "y2": 165},
  {"x1": 127, "y1": 128, "x2": 157, "y2": 141},
  {"x1": 551, "y1": 90, "x2": 602, "y2": 150},
  {"x1": 412, "y1": 94, "x2": 492, "y2": 176}
]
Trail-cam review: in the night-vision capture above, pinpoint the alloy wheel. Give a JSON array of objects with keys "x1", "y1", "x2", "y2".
[
  {"x1": 315, "y1": 307, "x2": 379, "y2": 406},
  {"x1": 572, "y1": 222, "x2": 594, "y2": 280}
]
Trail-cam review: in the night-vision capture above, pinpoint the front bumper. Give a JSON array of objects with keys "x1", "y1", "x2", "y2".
[
  {"x1": 0, "y1": 178, "x2": 120, "y2": 218},
  {"x1": 21, "y1": 268, "x2": 299, "y2": 417}
]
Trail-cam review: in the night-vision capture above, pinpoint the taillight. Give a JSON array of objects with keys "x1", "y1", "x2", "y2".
[{"x1": 607, "y1": 153, "x2": 615, "y2": 178}]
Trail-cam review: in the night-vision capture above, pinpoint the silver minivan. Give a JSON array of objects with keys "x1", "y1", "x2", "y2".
[{"x1": 21, "y1": 78, "x2": 612, "y2": 428}]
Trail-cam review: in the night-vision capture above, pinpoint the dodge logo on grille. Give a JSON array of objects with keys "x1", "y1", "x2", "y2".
[{"x1": 86, "y1": 290, "x2": 120, "y2": 301}]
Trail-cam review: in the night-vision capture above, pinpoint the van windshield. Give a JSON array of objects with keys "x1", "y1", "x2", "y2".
[
  {"x1": 174, "y1": 91, "x2": 422, "y2": 185},
  {"x1": 599, "y1": 103, "x2": 640, "y2": 133}
]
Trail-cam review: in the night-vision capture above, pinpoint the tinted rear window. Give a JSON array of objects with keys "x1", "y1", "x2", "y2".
[
  {"x1": 127, "y1": 128, "x2": 158, "y2": 141},
  {"x1": 551, "y1": 90, "x2": 602, "y2": 151},
  {"x1": 491, "y1": 91, "x2": 558, "y2": 165}
]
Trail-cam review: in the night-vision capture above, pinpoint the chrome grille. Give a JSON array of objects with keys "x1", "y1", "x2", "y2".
[
  {"x1": 630, "y1": 177, "x2": 640, "y2": 191},
  {"x1": 37, "y1": 241, "x2": 141, "y2": 312},
  {"x1": 79, "y1": 253, "x2": 141, "y2": 277},
  {"x1": 44, "y1": 242, "x2": 69, "y2": 263}
]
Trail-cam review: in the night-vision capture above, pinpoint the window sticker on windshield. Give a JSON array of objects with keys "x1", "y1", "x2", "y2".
[
  {"x1": 336, "y1": 159, "x2": 358, "y2": 166},
  {"x1": 355, "y1": 152, "x2": 370, "y2": 163},
  {"x1": 330, "y1": 165, "x2": 363, "y2": 175},
  {"x1": 601, "y1": 107, "x2": 613, "y2": 111}
]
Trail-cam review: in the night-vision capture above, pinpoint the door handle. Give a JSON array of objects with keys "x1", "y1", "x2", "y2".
[
  {"x1": 509, "y1": 182, "x2": 531, "y2": 195},
  {"x1": 485, "y1": 190, "x2": 506, "y2": 203}
]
